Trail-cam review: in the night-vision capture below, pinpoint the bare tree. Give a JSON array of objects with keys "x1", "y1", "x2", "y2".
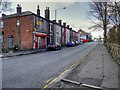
[
  {"x1": 108, "y1": 1, "x2": 120, "y2": 45},
  {"x1": 88, "y1": 2, "x2": 111, "y2": 45}
]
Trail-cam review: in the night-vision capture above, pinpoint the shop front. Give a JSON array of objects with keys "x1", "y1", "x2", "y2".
[{"x1": 34, "y1": 32, "x2": 47, "y2": 49}]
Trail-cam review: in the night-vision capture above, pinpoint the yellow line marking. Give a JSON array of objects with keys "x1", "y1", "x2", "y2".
[
  {"x1": 42, "y1": 77, "x2": 57, "y2": 90},
  {"x1": 58, "y1": 70, "x2": 68, "y2": 77},
  {"x1": 46, "y1": 78, "x2": 53, "y2": 83},
  {"x1": 42, "y1": 46, "x2": 97, "y2": 90},
  {"x1": 64, "y1": 66, "x2": 68, "y2": 70}
]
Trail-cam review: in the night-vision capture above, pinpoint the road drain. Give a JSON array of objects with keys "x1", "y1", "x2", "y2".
[{"x1": 61, "y1": 78, "x2": 109, "y2": 90}]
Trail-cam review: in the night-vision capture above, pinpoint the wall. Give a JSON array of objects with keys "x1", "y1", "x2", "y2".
[
  {"x1": 66, "y1": 28, "x2": 70, "y2": 44},
  {"x1": 54, "y1": 24, "x2": 61, "y2": 45},
  {"x1": 107, "y1": 43, "x2": 120, "y2": 64},
  {"x1": 2, "y1": 15, "x2": 34, "y2": 50},
  {"x1": 20, "y1": 15, "x2": 34, "y2": 50}
]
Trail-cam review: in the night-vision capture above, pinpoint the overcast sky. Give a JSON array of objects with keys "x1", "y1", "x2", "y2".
[{"x1": 3, "y1": 0, "x2": 107, "y2": 38}]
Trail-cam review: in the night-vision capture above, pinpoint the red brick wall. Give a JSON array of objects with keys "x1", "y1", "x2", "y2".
[
  {"x1": 20, "y1": 15, "x2": 33, "y2": 50},
  {"x1": 3, "y1": 15, "x2": 34, "y2": 50},
  {"x1": 3, "y1": 17, "x2": 19, "y2": 49}
]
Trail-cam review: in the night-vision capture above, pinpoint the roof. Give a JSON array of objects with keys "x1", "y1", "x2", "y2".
[
  {"x1": 2, "y1": 11, "x2": 55, "y2": 23},
  {"x1": 1, "y1": 11, "x2": 73, "y2": 31},
  {"x1": 2, "y1": 11, "x2": 33, "y2": 19}
]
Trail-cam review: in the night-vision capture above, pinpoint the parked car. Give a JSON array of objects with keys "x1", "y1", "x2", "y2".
[
  {"x1": 74, "y1": 41, "x2": 79, "y2": 46},
  {"x1": 79, "y1": 39, "x2": 83, "y2": 44},
  {"x1": 67, "y1": 41, "x2": 75, "y2": 47},
  {"x1": 47, "y1": 43, "x2": 61, "y2": 50}
]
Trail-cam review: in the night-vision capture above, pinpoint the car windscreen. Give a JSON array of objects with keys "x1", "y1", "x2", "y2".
[{"x1": 49, "y1": 43, "x2": 55, "y2": 45}]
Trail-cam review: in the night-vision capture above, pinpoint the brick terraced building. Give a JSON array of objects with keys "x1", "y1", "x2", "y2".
[{"x1": 1, "y1": 5, "x2": 52, "y2": 50}]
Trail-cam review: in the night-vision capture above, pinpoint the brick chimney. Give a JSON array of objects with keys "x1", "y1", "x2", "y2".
[
  {"x1": 17, "y1": 4, "x2": 22, "y2": 14},
  {"x1": 37, "y1": 5, "x2": 40, "y2": 16},
  {"x1": 58, "y1": 20, "x2": 62, "y2": 25},
  {"x1": 63, "y1": 22, "x2": 66, "y2": 27},
  {"x1": 45, "y1": 7, "x2": 50, "y2": 20},
  {"x1": 2, "y1": 13, "x2": 6, "y2": 17}
]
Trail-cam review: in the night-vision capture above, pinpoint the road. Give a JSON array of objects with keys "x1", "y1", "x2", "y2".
[{"x1": 2, "y1": 42, "x2": 98, "y2": 88}]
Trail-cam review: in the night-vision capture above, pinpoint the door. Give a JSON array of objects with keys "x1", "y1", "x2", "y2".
[
  {"x1": 39, "y1": 37, "x2": 41, "y2": 49},
  {"x1": 8, "y1": 35, "x2": 13, "y2": 49},
  {"x1": 43, "y1": 38, "x2": 45, "y2": 48},
  {"x1": 35, "y1": 36, "x2": 38, "y2": 48}
]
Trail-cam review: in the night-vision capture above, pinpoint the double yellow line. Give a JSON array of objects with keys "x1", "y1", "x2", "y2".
[{"x1": 42, "y1": 46, "x2": 95, "y2": 90}]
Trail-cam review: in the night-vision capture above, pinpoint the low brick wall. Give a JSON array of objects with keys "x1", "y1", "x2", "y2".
[{"x1": 106, "y1": 43, "x2": 120, "y2": 64}]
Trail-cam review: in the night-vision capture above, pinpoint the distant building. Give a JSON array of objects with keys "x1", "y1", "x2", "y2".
[{"x1": 78, "y1": 29, "x2": 92, "y2": 42}]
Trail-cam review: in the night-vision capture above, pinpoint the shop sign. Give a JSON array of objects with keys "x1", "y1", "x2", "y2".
[{"x1": 37, "y1": 21, "x2": 41, "y2": 25}]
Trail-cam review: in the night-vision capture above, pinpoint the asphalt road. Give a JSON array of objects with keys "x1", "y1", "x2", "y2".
[{"x1": 2, "y1": 42, "x2": 98, "y2": 88}]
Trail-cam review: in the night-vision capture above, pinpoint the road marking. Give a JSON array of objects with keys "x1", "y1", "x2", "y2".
[
  {"x1": 42, "y1": 45, "x2": 97, "y2": 89},
  {"x1": 46, "y1": 78, "x2": 53, "y2": 83},
  {"x1": 58, "y1": 70, "x2": 68, "y2": 77},
  {"x1": 42, "y1": 77, "x2": 57, "y2": 90}
]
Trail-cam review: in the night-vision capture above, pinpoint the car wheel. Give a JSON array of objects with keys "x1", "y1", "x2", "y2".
[
  {"x1": 55, "y1": 47, "x2": 57, "y2": 50},
  {"x1": 59, "y1": 47, "x2": 61, "y2": 50}
]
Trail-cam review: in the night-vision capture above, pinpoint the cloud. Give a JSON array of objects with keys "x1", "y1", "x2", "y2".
[{"x1": 59, "y1": 2, "x2": 75, "y2": 7}]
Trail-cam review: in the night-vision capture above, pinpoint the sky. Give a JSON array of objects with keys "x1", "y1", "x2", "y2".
[{"x1": 2, "y1": 0, "x2": 107, "y2": 38}]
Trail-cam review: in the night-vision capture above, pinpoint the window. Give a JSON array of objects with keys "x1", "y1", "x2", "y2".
[
  {"x1": 17, "y1": 20, "x2": 20, "y2": 26},
  {"x1": 1, "y1": 20, "x2": 3, "y2": 28},
  {"x1": 50, "y1": 23, "x2": 52, "y2": 32},
  {"x1": 1, "y1": 32, "x2": 4, "y2": 44}
]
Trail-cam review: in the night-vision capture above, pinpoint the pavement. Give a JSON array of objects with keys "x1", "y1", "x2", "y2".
[
  {"x1": 49, "y1": 43, "x2": 119, "y2": 89},
  {"x1": 0, "y1": 46, "x2": 69, "y2": 58},
  {"x1": 1, "y1": 48, "x2": 47, "y2": 58}
]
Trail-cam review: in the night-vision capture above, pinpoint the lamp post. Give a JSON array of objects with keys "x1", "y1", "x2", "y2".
[{"x1": 55, "y1": 7, "x2": 66, "y2": 21}]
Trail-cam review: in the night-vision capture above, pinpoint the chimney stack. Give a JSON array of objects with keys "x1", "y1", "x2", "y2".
[
  {"x1": 53, "y1": 20, "x2": 56, "y2": 23},
  {"x1": 70, "y1": 28, "x2": 72, "y2": 31},
  {"x1": 45, "y1": 7, "x2": 50, "y2": 20},
  {"x1": 67, "y1": 25, "x2": 69, "y2": 29},
  {"x1": 63, "y1": 22, "x2": 66, "y2": 27},
  {"x1": 2, "y1": 13, "x2": 6, "y2": 17},
  {"x1": 58, "y1": 20, "x2": 62, "y2": 25},
  {"x1": 37, "y1": 5, "x2": 40, "y2": 16},
  {"x1": 17, "y1": 4, "x2": 22, "y2": 14}
]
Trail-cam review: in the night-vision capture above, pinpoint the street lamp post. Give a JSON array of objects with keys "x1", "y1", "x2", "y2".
[{"x1": 55, "y1": 7, "x2": 66, "y2": 21}]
